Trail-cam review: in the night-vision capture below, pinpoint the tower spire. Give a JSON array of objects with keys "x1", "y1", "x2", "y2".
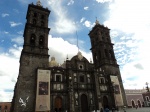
[
  {"x1": 36, "y1": 0, "x2": 42, "y2": 6},
  {"x1": 95, "y1": 18, "x2": 100, "y2": 25},
  {"x1": 76, "y1": 31, "x2": 79, "y2": 52}
]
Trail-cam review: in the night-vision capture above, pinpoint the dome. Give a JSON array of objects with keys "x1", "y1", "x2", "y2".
[
  {"x1": 49, "y1": 57, "x2": 59, "y2": 67},
  {"x1": 77, "y1": 51, "x2": 83, "y2": 60}
]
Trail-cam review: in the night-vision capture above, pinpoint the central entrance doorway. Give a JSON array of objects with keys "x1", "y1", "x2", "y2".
[
  {"x1": 103, "y1": 96, "x2": 109, "y2": 109},
  {"x1": 81, "y1": 94, "x2": 88, "y2": 112},
  {"x1": 55, "y1": 97, "x2": 62, "y2": 112}
]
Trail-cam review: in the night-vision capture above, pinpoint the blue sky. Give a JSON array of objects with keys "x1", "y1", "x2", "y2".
[{"x1": 0, "y1": 0, "x2": 150, "y2": 102}]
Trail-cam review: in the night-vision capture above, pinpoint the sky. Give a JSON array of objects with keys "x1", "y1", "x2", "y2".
[{"x1": 0, "y1": 0, "x2": 150, "y2": 102}]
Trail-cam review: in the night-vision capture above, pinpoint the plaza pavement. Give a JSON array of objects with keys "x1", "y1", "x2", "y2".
[{"x1": 115, "y1": 107, "x2": 150, "y2": 112}]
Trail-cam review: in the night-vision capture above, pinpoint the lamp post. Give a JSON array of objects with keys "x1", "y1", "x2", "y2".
[{"x1": 146, "y1": 82, "x2": 150, "y2": 92}]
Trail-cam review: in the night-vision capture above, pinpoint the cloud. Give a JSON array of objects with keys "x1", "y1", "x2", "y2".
[
  {"x1": 84, "y1": 21, "x2": 91, "y2": 27},
  {"x1": 46, "y1": 0, "x2": 77, "y2": 34},
  {"x1": 1, "y1": 35, "x2": 89, "y2": 100},
  {"x1": 134, "y1": 63, "x2": 144, "y2": 70},
  {"x1": 0, "y1": 53, "x2": 19, "y2": 101},
  {"x1": 4, "y1": 31, "x2": 9, "y2": 34},
  {"x1": 105, "y1": 0, "x2": 150, "y2": 34},
  {"x1": 17, "y1": 0, "x2": 32, "y2": 4},
  {"x1": 67, "y1": 0, "x2": 74, "y2": 5},
  {"x1": 0, "y1": 89, "x2": 13, "y2": 102},
  {"x1": 9, "y1": 47, "x2": 22, "y2": 58},
  {"x1": 0, "y1": 33, "x2": 92, "y2": 102},
  {"x1": 103, "y1": 0, "x2": 150, "y2": 89},
  {"x1": 95, "y1": 0, "x2": 112, "y2": 3},
  {"x1": 48, "y1": 35, "x2": 92, "y2": 64},
  {"x1": 2, "y1": 13, "x2": 9, "y2": 17},
  {"x1": 121, "y1": 58, "x2": 150, "y2": 89},
  {"x1": 0, "y1": 45, "x2": 21, "y2": 101},
  {"x1": 17, "y1": 30, "x2": 23, "y2": 35},
  {"x1": 84, "y1": 7, "x2": 89, "y2": 10},
  {"x1": 9, "y1": 21, "x2": 22, "y2": 27},
  {"x1": 65, "y1": 36, "x2": 85, "y2": 50},
  {"x1": 0, "y1": 54, "x2": 20, "y2": 75},
  {"x1": 80, "y1": 17, "x2": 85, "y2": 23},
  {"x1": 83, "y1": 20, "x2": 95, "y2": 28},
  {"x1": 11, "y1": 36, "x2": 24, "y2": 45}
]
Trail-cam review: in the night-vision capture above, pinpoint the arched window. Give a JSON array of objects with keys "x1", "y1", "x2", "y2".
[
  {"x1": 41, "y1": 21, "x2": 44, "y2": 27},
  {"x1": 30, "y1": 34, "x2": 36, "y2": 45},
  {"x1": 106, "y1": 38, "x2": 110, "y2": 42},
  {"x1": 99, "y1": 77, "x2": 105, "y2": 84},
  {"x1": 102, "y1": 36, "x2": 105, "y2": 41},
  {"x1": 99, "y1": 50, "x2": 101, "y2": 58},
  {"x1": 5, "y1": 105, "x2": 7, "y2": 109},
  {"x1": 131, "y1": 100, "x2": 135, "y2": 108},
  {"x1": 33, "y1": 19, "x2": 36, "y2": 25},
  {"x1": 79, "y1": 75, "x2": 84, "y2": 82},
  {"x1": 39, "y1": 36, "x2": 44, "y2": 48},
  {"x1": 95, "y1": 53, "x2": 97, "y2": 60},
  {"x1": 138, "y1": 100, "x2": 141, "y2": 107},
  {"x1": 41, "y1": 15, "x2": 44, "y2": 19},
  {"x1": 33, "y1": 12, "x2": 37, "y2": 17},
  {"x1": 109, "y1": 50, "x2": 112, "y2": 58},
  {"x1": 105, "y1": 49, "x2": 109, "y2": 58},
  {"x1": 109, "y1": 50, "x2": 115, "y2": 59}
]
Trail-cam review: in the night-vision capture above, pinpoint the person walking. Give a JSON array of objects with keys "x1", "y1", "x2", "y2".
[
  {"x1": 104, "y1": 107, "x2": 109, "y2": 112},
  {"x1": 100, "y1": 108, "x2": 103, "y2": 112},
  {"x1": 135, "y1": 105, "x2": 138, "y2": 109}
]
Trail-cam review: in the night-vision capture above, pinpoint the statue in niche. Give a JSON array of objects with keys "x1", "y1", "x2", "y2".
[
  {"x1": 75, "y1": 92, "x2": 78, "y2": 98},
  {"x1": 74, "y1": 77, "x2": 77, "y2": 82},
  {"x1": 76, "y1": 100, "x2": 78, "y2": 105},
  {"x1": 91, "y1": 99, "x2": 93, "y2": 104}
]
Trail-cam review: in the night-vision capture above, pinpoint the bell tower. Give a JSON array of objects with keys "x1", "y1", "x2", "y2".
[
  {"x1": 89, "y1": 20, "x2": 127, "y2": 108},
  {"x1": 89, "y1": 20, "x2": 117, "y2": 68},
  {"x1": 11, "y1": 1, "x2": 50, "y2": 112}
]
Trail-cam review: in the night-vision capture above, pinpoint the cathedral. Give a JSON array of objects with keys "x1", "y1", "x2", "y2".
[{"x1": 11, "y1": 1, "x2": 127, "y2": 112}]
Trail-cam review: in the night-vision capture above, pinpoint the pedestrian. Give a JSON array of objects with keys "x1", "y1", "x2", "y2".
[
  {"x1": 123, "y1": 106, "x2": 126, "y2": 112},
  {"x1": 104, "y1": 107, "x2": 109, "y2": 112},
  {"x1": 112, "y1": 107, "x2": 115, "y2": 112},
  {"x1": 135, "y1": 105, "x2": 138, "y2": 109},
  {"x1": 100, "y1": 108, "x2": 103, "y2": 112}
]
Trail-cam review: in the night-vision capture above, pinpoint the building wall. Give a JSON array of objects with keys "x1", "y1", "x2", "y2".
[
  {"x1": 0, "y1": 102, "x2": 11, "y2": 112},
  {"x1": 125, "y1": 89, "x2": 145, "y2": 108},
  {"x1": 142, "y1": 92, "x2": 150, "y2": 107}
]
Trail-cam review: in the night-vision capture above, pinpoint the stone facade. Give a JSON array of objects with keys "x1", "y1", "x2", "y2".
[
  {"x1": 11, "y1": 2, "x2": 50, "y2": 112},
  {"x1": 11, "y1": 1, "x2": 127, "y2": 112}
]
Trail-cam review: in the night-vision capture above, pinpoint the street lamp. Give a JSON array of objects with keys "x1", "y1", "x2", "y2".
[{"x1": 145, "y1": 82, "x2": 150, "y2": 92}]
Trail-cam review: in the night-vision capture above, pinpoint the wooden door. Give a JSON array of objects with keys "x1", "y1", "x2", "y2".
[
  {"x1": 55, "y1": 97, "x2": 62, "y2": 112},
  {"x1": 81, "y1": 94, "x2": 88, "y2": 112}
]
